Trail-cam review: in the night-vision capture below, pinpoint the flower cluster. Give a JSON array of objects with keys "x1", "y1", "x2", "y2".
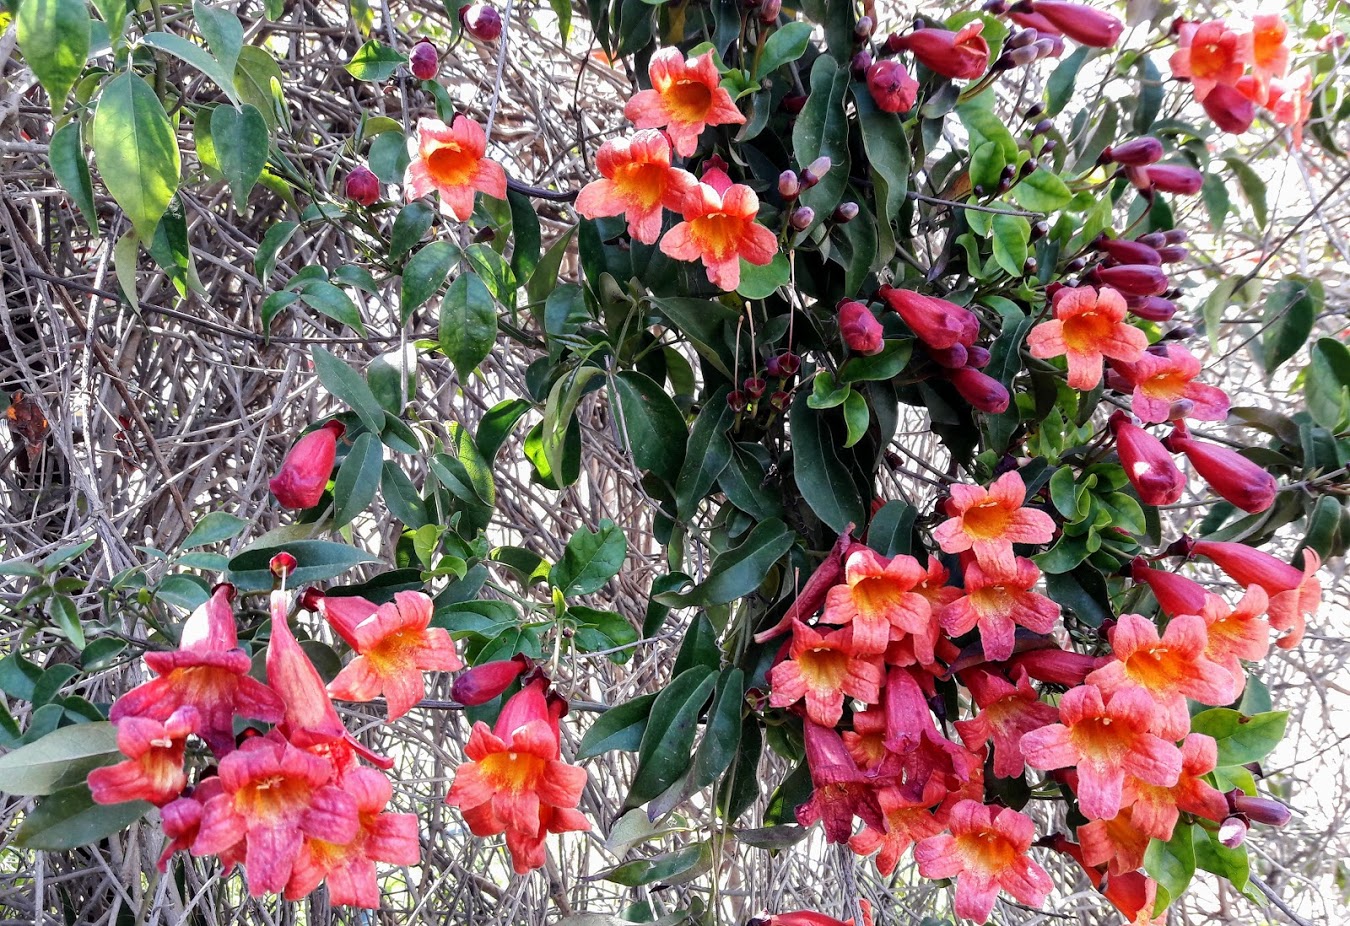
[{"x1": 1169, "y1": 13, "x2": 1311, "y2": 144}]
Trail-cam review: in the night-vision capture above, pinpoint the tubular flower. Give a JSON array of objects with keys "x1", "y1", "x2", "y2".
[
  {"x1": 267, "y1": 591, "x2": 349, "y2": 748},
  {"x1": 270, "y1": 421, "x2": 345, "y2": 509},
  {"x1": 1169, "y1": 20, "x2": 1250, "y2": 102},
  {"x1": 1248, "y1": 14, "x2": 1290, "y2": 97},
  {"x1": 1198, "y1": 585, "x2": 1271, "y2": 680},
  {"x1": 1203, "y1": 81, "x2": 1256, "y2": 133},
  {"x1": 89, "y1": 707, "x2": 198, "y2": 806},
  {"x1": 842, "y1": 704, "x2": 889, "y2": 771},
  {"x1": 1111, "y1": 416, "x2": 1184, "y2": 506},
  {"x1": 193, "y1": 731, "x2": 359, "y2": 897},
  {"x1": 760, "y1": 903, "x2": 873, "y2": 926},
  {"x1": 1122, "y1": 732, "x2": 1229, "y2": 841},
  {"x1": 892, "y1": 21, "x2": 990, "y2": 80},
  {"x1": 452, "y1": 654, "x2": 531, "y2": 706},
  {"x1": 953, "y1": 668, "x2": 1059, "y2": 779},
  {"x1": 839, "y1": 301, "x2": 884, "y2": 355},
  {"x1": 878, "y1": 285, "x2": 980, "y2": 349},
  {"x1": 913, "y1": 800, "x2": 1052, "y2": 924},
  {"x1": 1078, "y1": 804, "x2": 1151, "y2": 876},
  {"x1": 574, "y1": 131, "x2": 697, "y2": 245},
  {"x1": 939, "y1": 557, "x2": 1059, "y2": 662},
  {"x1": 624, "y1": 48, "x2": 745, "y2": 157},
  {"x1": 1008, "y1": 647, "x2": 1104, "y2": 685},
  {"x1": 158, "y1": 778, "x2": 242, "y2": 872},
  {"x1": 659, "y1": 169, "x2": 777, "y2": 291},
  {"x1": 1020, "y1": 685, "x2": 1182, "y2": 821},
  {"x1": 284, "y1": 767, "x2": 420, "y2": 908},
  {"x1": 1027, "y1": 285, "x2": 1148, "y2": 390},
  {"x1": 110, "y1": 587, "x2": 284, "y2": 758},
  {"x1": 822, "y1": 546, "x2": 934, "y2": 657},
  {"x1": 1191, "y1": 540, "x2": 1320, "y2": 649},
  {"x1": 865, "y1": 59, "x2": 919, "y2": 113},
  {"x1": 323, "y1": 591, "x2": 463, "y2": 721},
  {"x1": 933, "y1": 472, "x2": 1056, "y2": 578},
  {"x1": 1086, "y1": 613, "x2": 1238, "y2": 740},
  {"x1": 796, "y1": 720, "x2": 886, "y2": 843},
  {"x1": 1108, "y1": 345, "x2": 1230, "y2": 423},
  {"x1": 1129, "y1": 558, "x2": 1208, "y2": 616},
  {"x1": 1130, "y1": 163, "x2": 1205, "y2": 195},
  {"x1": 769, "y1": 621, "x2": 884, "y2": 727},
  {"x1": 849, "y1": 782, "x2": 947, "y2": 876},
  {"x1": 446, "y1": 678, "x2": 589, "y2": 874},
  {"x1": 1027, "y1": 1, "x2": 1124, "y2": 48},
  {"x1": 1166, "y1": 424, "x2": 1277, "y2": 513},
  {"x1": 947, "y1": 367, "x2": 1011, "y2": 414},
  {"x1": 755, "y1": 528, "x2": 854, "y2": 644},
  {"x1": 404, "y1": 115, "x2": 508, "y2": 221}
]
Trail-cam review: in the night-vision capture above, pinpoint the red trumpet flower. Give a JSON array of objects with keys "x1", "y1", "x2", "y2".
[
  {"x1": 892, "y1": 21, "x2": 990, "y2": 80},
  {"x1": 270, "y1": 421, "x2": 345, "y2": 510}
]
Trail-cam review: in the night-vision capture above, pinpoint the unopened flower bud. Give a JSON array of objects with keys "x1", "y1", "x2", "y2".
[
  {"x1": 839, "y1": 301, "x2": 884, "y2": 355},
  {"x1": 1127, "y1": 296, "x2": 1175, "y2": 321},
  {"x1": 966, "y1": 346, "x2": 991, "y2": 368},
  {"x1": 1008, "y1": 28, "x2": 1039, "y2": 48},
  {"x1": 1029, "y1": 0, "x2": 1124, "y2": 48},
  {"x1": 1098, "y1": 236, "x2": 1162, "y2": 265},
  {"x1": 948, "y1": 367, "x2": 1010, "y2": 414},
  {"x1": 1163, "y1": 228, "x2": 1188, "y2": 244},
  {"x1": 1032, "y1": 35, "x2": 1064, "y2": 58},
  {"x1": 270, "y1": 420, "x2": 346, "y2": 509},
  {"x1": 832, "y1": 202, "x2": 859, "y2": 224},
  {"x1": 1110, "y1": 413, "x2": 1184, "y2": 505},
  {"x1": 1063, "y1": 257, "x2": 1086, "y2": 273},
  {"x1": 344, "y1": 165, "x2": 380, "y2": 206},
  {"x1": 1106, "y1": 136, "x2": 1165, "y2": 166},
  {"x1": 1030, "y1": 220, "x2": 1049, "y2": 241},
  {"x1": 929, "y1": 343, "x2": 969, "y2": 369},
  {"x1": 1164, "y1": 324, "x2": 1196, "y2": 340},
  {"x1": 780, "y1": 93, "x2": 808, "y2": 114},
  {"x1": 1135, "y1": 163, "x2": 1204, "y2": 196},
  {"x1": 1025, "y1": 103, "x2": 1045, "y2": 120},
  {"x1": 744, "y1": 376, "x2": 767, "y2": 398},
  {"x1": 409, "y1": 39, "x2": 439, "y2": 80},
  {"x1": 1233, "y1": 793, "x2": 1292, "y2": 827},
  {"x1": 854, "y1": 15, "x2": 874, "y2": 40},
  {"x1": 1092, "y1": 263, "x2": 1169, "y2": 296},
  {"x1": 1156, "y1": 245, "x2": 1188, "y2": 264},
  {"x1": 1166, "y1": 423, "x2": 1277, "y2": 513},
  {"x1": 1023, "y1": 256, "x2": 1038, "y2": 274},
  {"x1": 802, "y1": 157, "x2": 831, "y2": 186},
  {"x1": 866, "y1": 59, "x2": 919, "y2": 113},
  {"x1": 1032, "y1": 119, "x2": 1054, "y2": 137},
  {"x1": 851, "y1": 50, "x2": 874, "y2": 77},
  {"x1": 270, "y1": 552, "x2": 298, "y2": 579},
  {"x1": 778, "y1": 170, "x2": 801, "y2": 199},
  {"x1": 298, "y1": 587, "x2": 325, "y2": 612},
  {"x1": 759, "y1": 0, "x2": 782, "y2": 21},
  {"x1": 1039, "y1": 138, "x2": 1058, "y2": 154},
  {"x1": 984, "y1": 0, "x2": 1009, "y2": 11},
  {"x1": 1218, "y1": 816, "x2": 1249, "y2": 848},
  {"x1": 790, "y1": 206, "x2": 815, "y2": 229},
  {"x1": 452, "y1": 654, "x2": 532, "y2": 705},
  {"x1": 460, "y1": 2, "x2": 503, "y2": 40},
  {"x1": 998, "y1": 45, "x2": 1039, "y2": 69}
]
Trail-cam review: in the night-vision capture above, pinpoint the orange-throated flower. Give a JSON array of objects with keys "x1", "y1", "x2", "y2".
[
  {"x1": 953, "y1": 667, "x2": 1059, "y2": 780},
  {"x1": 768, "y1": 620, "x2": 885, "y2": 728},
  {"x1": 1077, "y1": 805, "x2": 1151, "y2": 877},
  {"x1": 1196, "y1": 585, "x2": 1271, "y2": 682},
  {"x1": 795, "y1": 720, "x2": 887, "y2": 844},
  {"x1": 1020, "y1": 684, "x2": 1183, "y2": 821},
  {"x1": 939, "y1": 557, "x2": 1059, "y2": 662},
  {"x1": 574, "y1": 130, "x2": 697, "y2": 244},
  {"x1": 933, "y1": 472, "x2": 1056, "y2": 578},
  {"x1": 1170, "y1": 20, "x2": 1250, "y2": 102},
  {"x1": 1269, "y1": 68, "x2": 1313, "y2": 148},
  {"x1": 1248, "y1": 14, "x2": 1290, "y2": 101},
  {"x1": 821, "y1": 546, "x2": 934, "y2": 657},
  {"x1": 849, "y1": 781, "x2": 948, "y2": 876},
  {"x1": 1121, "y1": 732, "x2": 1230, "y2": 841},
  {"x1": 320, "y1": 591, "x2": 463, "y2": 721},
  {"x1": 624, "y1": 47, "x2": 746, "y2": 157},
  {"x1": 445, "y1": 677, "x2": 589, "y2": 874},
  {"x1": 1108, "y1": 344, "x2": 1230, "y2": 423},
  {"x1": 270, "y1": 421, "x2": 344, "y2": 510},
  {"x1": 659, "y1": 167, "x2": 777, "y2": 291},
  {"x1": 404, "y1": 115, "x2": 508, "y2": 221},
  {"x1": 1191, "y1": 539, "x2": 1320, "y2": 650},
  {"x1": 1027, "y1": 285, "x2": 1148, "y2": 390},
  {"x1": 89, "y1": 707, "x2": 198, "y2": 806},
  {"x1": 912, "y1": 800, "x2": 1053, "y2": 924}
]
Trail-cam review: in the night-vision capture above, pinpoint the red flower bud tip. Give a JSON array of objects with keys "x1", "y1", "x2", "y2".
[
  {"x1": 1203, "y1": 81, "x2": 1256, "y2": 134},
  {"x1": 778, "y1": 170, "x2": 801, "y2": 199},
  {"x1": 759, "y1": 0, "x2": 781, "y2": 22},
  {"x1": 1218, "y1": 816, "x2": 1249, "y2": 848},
  {"x1": 744, "y1": 377, "x2": 767, "y2": 399},
  {"x1": 1009, "y1": 647, "x2": 1104, "y2": 685},
  {"x1": 269, "y1": 551, "x2": 298, "y2": 580},
  {"x1": 1009, "y1": 11, "x2": 1060, "y2": 35},
  {"x1": 1097, "y1": 236, "x2": 1162, "y2": 265},
  {"x1": 832, "y1": 202, "x2": 859, "y2": 224},
  {"x1": 865, "y1": 59, "x2": 919, "y2": 113},
  {"x1": 997, "y1": 44, "x2": 1040, "y2": 69},
  {"x1": 948, "y1": 366, "x2": 1010, "y2": 413},
  {"x1": 1105, "y1": 136, "x2": 1164, "y2": 166},
  {"x1": 789, "y1": 206, "x2": 815, "y2": 230},
  {"x1": 777, "y1": 351, "x2": 801, "y2": 377},
  {"x1": 1168, "y1": 425, "x2": 1277, "y2": 513},
  {"x1": 269, "y1": 420, "x2": 345, "y2": 509},
  {"x1": 459, "y1": 2, "x2": 502, "y2": 41},
  {"x1": 1129, "y1": 556, "x2": 1208, "y2": 615},
  {"x1": 1233, "y1": 793, "x2": 1292, "y2": 827},
  {"x1": 1027, "y1": 0, "x2": 1124, "y2": 48},
  {"x1": 1125, "y1": 295, "x2": 1177, "y2": 322},
  {"x1": 409, "y1": 39, "x2": 439, "y2": 80},
  {"x1": 966, "y1": 346, "x2": 991, "y2": 368},
  {"x1": 727, "y1": 390, "x2": 748, "y2": 412},
  {"x1": 891, "y1": 21, "x2": 990, "y2": 79},
  {"x1": 1033, "y1": 35, "x2": 1065, "y2": 58},
  {"x1": 839, "y1": 301, "x2": 884, "y2": 355},
  {"x1": 753, "y1": 528, "x2": 852, "y2": 644},
  {"x1": 1155, "y1": 245, "x2": 1188, "y2": 264},
  {"x1": 1132, "y1": 163, "x2": 1204, "y2": 196},
  {"x1": 451, "y1": 654, "x2": 532, "y2": 706},
  {"x1": 297, "y1": 586, "x2": 326, "y2": 612},
  {"x1": 1111, "y1": 415, "x2": 1185, "y2": 506},
  {"x1": 880, "y1": 286, "x2": 980, "y2": 349},
  {"x1": 1092, "y1": 264, "x2": 1169, "y2": 296},
  {"x1": 344, "y1": 165, "x2": 380, "y2": 206},
  {"x1": 928, "y1": 343, "x2": 969, "y2": 369}
]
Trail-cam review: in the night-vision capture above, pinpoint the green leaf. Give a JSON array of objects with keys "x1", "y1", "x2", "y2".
[
  {"x1": 345, "y1": 40, "x2": 406, "y2": 81},
  {"x1": 1193, "y1": 822, "x2": 1251, "y2": 894},
  {"x1": 389, "y1": 201, "x2": 435, "y2": 261},
  {"x1": 156, "y1": 574, "x2": 209, "y2": 611},
  {"x1": 551, "y1": 520, "x2": 627, "y2": 597},
  {"x1": 602, "y1": 841, "x2": 712, "y2": 887},
  {"x1": 17, "y1": 0, "x2": 90, "y2": 111},
  {"x1": 868, "y1": 501, "x2": 917, "y2": 557},
  {"x1": 675, "y1": 387, "x2": 734, "y2": 520},
  {"x1": 211, "y1": 103, "x2": 269, "y2": 208},
  {"x1": 1224, "y1": 155, "x2": 1268, "y2": 229},
  {"x1": 49, "y1": 121, "x2": 98, "y2": 229},
  {"x1": 690, "y1": 668, "x2": 744, "y2": 789},
  {"x1": 838, "y1": 340, "x2": 912, "y2": 384},
  {"x1": 1306, "y1": 337, "x2": 1350, "y2": 430},
  {"x1": 298, "y1": 280, "x2": 364, "y2": 333},
  {"x1": 380, "y1": 461, "x2": 429, "y2": 528},
  {"x1": 841, "y1": 390, "x2": 868, "y2": 448},
  {"x1": 991, "y1": 213, "x2": 1030, "y2": 275},
  {"x1": 577, "y1": 693, "x2": 657, "y2": 760},
  {"x1": 1045, "y1": 46, "x2": 1090, "y2": 117},
  {"x1": 1144, "y1": 822, "x2": 1196, "y2": 911},
  {"x1": 477, "y1": 398, "x2": 533, "y2": 461},
  {"x1": 141, "y1": 32, "x2": 241, "y2": 105},
  {"x1": 694, "y1": 518, "x2": 794, "y2": 606},
  {"x1": 1011, "y1": 169, "x2": 1072, "y2": 213},
  {"x1": 792, "y1": 55, "x2": 851, "y2": 234},
  {"x1": 1260, "y1": 276, "x2": 1320, "y2": 375},
  {"x1": 438, "y1": 272, "x2": 498, "y2": 380},
  {"x1": 626, "y1": 666, "x2": 717, "y2": 808},
  {"x1": 182, "y1": 512, "x2": 248, "y2": 548},
  {"x1": 368, "y1": 131, "x2": 410, "y2": 184},
  {"x1": 311, "y1": 346, "x2": 385, "y2": 434},
  {"x1": 80, "y1": 638, "x2": 127, "y2": 671},
  {"x1": 610, "y1": 371, "x2": 688, "y2": 485},
  {"x1": 15, "y1": 783, "x2": 151, "y2": 850},
  {"x1": 957, "y1": 95, "x2": 1018, "y2": 163},
  {"x1": 48, "y1": 595, "x2": 84, "y2": 649},
  {"x1": 227, "y1": 539, "x2": 379, "y2": 593},
  {"x1": 790, "y1": 393, "x2": 864, "y2": 533},
  {"x1": 1188, "y1": 709, "x2": 1288, "y2": 766},
  {"x1": 756, "y1": 21, "x2": 813, "y2": 78},
  {"x1": 1044, "y1": 565, "x2": 1111, "y2": 625},
  {"x1": 92, "y1": 0, "x2": 128, "y2": 45},
  {"x1": 736, "y1": 252, "x2": 790, "y2": 299},
  {"x1": 0, "y1": 722, "x2": 120, "y2": 796},
  {"x1": 193, "y1": 1, "x2": 244, "y2": 76},
  {"x1": 254, "y1": 219, "x2": 299, "y2": 285},
  {"x1": 1049, "y1": 466, "x2": 1079, "y2": 519},
  {"x1": 233, "y1": 45, "x2": 284, "y2": 128},
  {"x1": 92, "y1": 72, "x2": 181, "y2": 240},
  {"x1": 332, "y1": 432, "x2": 383, "y2": 528}
]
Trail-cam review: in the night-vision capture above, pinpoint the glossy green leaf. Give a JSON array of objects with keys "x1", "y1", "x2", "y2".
[
  {"x1": 49, "y1": 121, "x2": 97, "y2": 229},
  {"x1": 790, "y1": 393, "x2": 864, "y2": 533},
  {"x1": 675, "y1": 386, "x2": 733, "y2": 520},
  {"x1": 610, "y1": 371, "x2": 688, "y2": 485},
  {"x1": 1261, "y1": 276, "x2": 1320, "y2": 375},
  {"x1": 1011, "y1": 169, "x2": 1072, "y2": 213},
  {"x1": 0, "y1": 722, "x2": 120, "y2": 796},
  {"x1": 380, "y1": 461, "x2": 429, "y2": 528},
  {"x1": 15, "y1": 784, "x2": 150, "y2": 850},
  {"x1": 211, "y1": 103, "x2": 268, "y2": 208},
  {"x1": 1144, "y1": 822, "x2": 1196, "y2": 911},
  {"x1": 368, "y1": 130, "x2": 410, "y2": 183},
  {"x1": 1046, "y1": 46, "x2": 1090, "y2": 117},
  {"x1": 690, "y1": 668, "x2": 744, "y2": 789},
  {"x1": 227, "y1": 539, "x2": 378, "y2": 593},
  {"x1": 991, "y1": 213, "x2": 1030, "y2": 275},
  {"x1": 756, "y1": 21, "x2": 813, "y2": 77},
  {"x1": 332, "y1": 432, "x2": 383, "y2": 528},
  {"x1": 92, "y1": 72, "x2": 181, "y2": 240},
  {"x1": 736, "y1": 253, "x2": 790, "y2": 300},
  {"x1": 577, "y1": 694, "x2": 658, "y2": 760},
  {"x1": 793, "y1": 55, "x2": 851, "y2": 234},
  {"x1": 551, "y1": 520, "x2": 627, "y2": 597},
  {"x1": 233, "y1": 46, "x2": 284, "y2": 128},
  {"x1": 182, "y1": 511, "x2": 248, "y2": 548},
  {"x1": 311, "y1": 346, "x2": 383, "y2": 435},
  {"x1": 626, "y1": 666, "x2": 717, "y2": 809},
  {"x1": 193, "y1": 1, "x2": 244, "y2": 76},
  {"x1": 142, "y1": 32, "x2": 240, "y2": 105},
  {"x1": 17, "y1": 0, "x2": 90, "y2": 110},
  {"x1": 476, "y1": 398, "x2": 532, "y2": 460},
  {"x1": 438, "y1": 272, "x2": 498, "y2": 380},
  {"x1": 1188, "y1": 709, "x2": 1288, "y2": 766},
  {"x1": 400, "y1": 241, "x2": 457, "y2": 322},
  {"x1": 1305, "y1": 337, "x2": 1350, "y2": 429},
  {"x1": 254, "y1": 220, "x2": 299, "y2": 285},
  {"x1": 345, "y1": 40, "x2": 406, "y2": 81},
  {"x1": 694, "y1": 518, "x2": 794, "y2": 606}
]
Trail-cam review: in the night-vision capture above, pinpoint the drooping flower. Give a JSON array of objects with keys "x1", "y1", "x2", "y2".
[
  {"x1": 1269, "y1": 68, "x2": 1313, "y2": 148},
  {"x1": 1078, "y1": 804, "x2": 1150, "y2": 876},
  {"x1": 769, "y1": 621, "x2": 884, "y2": 728},
  {"x1": 284, "y1": 766, "x2": 420, "y2": 908},
  {"x1": 1020, "y1": 685, "x2": 1182, "y2": 821},
  {"x1": 939, "y1": 557, "x2": 1059, "y2": 662},
  {"x1": 1166, "y1": 423, "x2": 1277, "y2": 513},
  {"x1": 795, "y1": 720, "x2": 886, "y2": 843},
  {"x1": 821, "y1": 546, "x2": 934, "y2": 657},
  {"x1": 574, "y1": 131, "x2": 697, "y2": 245},
  {"x1": 624, "y1": 48, "x2": 746, "y2": 157},
  {"x1": 1203, "y1": 80, "x2": 1257, "y2": 133},
  {"x1": 849, "y1": 782, "x2": 947, "y2": 875},
  {"x1": 891, "y1": 21, "x2": 990, "y2": 80},
  {"x1": 878, "y1": 285, "x2": 979, "y2": 349},
  {"x1": 1027, "y1": 285, "x2": 1148, "y2": 390},
  {"x1": 192, "y1": 731, "x2": 359, "y2": 897},
  {"x1": 880, "y1": 668, "x2": 985, "y2": 804},
  {"x1": 913, "y1": 800, "x2": 1053, "y2": 924},
  {"x1": 1086, "y1": 613, "x2": 1238, "y2": 739},
  {"x1": 755, "y1": 528, "x2": 854, "y2": 644},
  {"x1": 659, "y1": 170, "x2": 777, "y2": 291},
  {"x1": 953, "y1": 668, "x2": 1059, "y2": 779},
  {"x1": 1197, "y1": 585, "x2": 1271, "y2": 681},
  {"x1": 404, "y1": 115, "x2": 508, "y2": 221},
  {"x1": 1111, "y1": 416, "x2": 1185, "y2": 506},
  {"x1": 1109, "y1": 344, "x2": 1230, "y2": 423},
  {"x1": 321, "y1": 590, "x2": 463, "y2": 721},
  {"x1": 89, "y1": 707, "x2": 198, "y2": 806},
  {"x1": 1169, "y1": 20, "x2": 1250, "y2": 102},
  {"x1": 1121, "y1": 732, "x2": 1229, "y2": 841},
  {"x1": 1026, "y1": 1, "x2": 1124, "y2": 48},
  {"x1": 1191, "y1": 540, "x2": 1320, "y2": 649},
  {"x1": 446, "y1": 677, "x2": 589, "y2": 874},
  {"x1": 110, "y1": 585, "x2": 284, "y2": 758},
  {"x1": 933, "y1": 472, "x2": 1056, "y2": 578},
  {"x1": 270, "y1": 421, "x2": 344, "y2": 511}
]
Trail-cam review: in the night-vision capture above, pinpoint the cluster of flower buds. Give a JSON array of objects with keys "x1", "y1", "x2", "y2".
[
  {"x1": 731, "y1": 353, "x2": 796, "y2": 414},
  {"x1": 1083, "y1": 227, "x2": 1189, "y2": 321},
  {"x1": 992, "y1": 25, "x2": 1064, "y2": 72},
  {"x1": 878, "y1": 285, "x2": 1008, "y2": 413},
  {"x1": 1102, "y1": 135, "x2": 1205, "y2": 196}
]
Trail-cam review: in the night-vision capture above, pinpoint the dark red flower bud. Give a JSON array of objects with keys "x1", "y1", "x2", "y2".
[
  {"x1": 1233, "y1": 793, "x2": 1292, "y2": 827},
  {"x1": 409, "y1": 39, "x2": 439, "y2": 80},
  {"x1": 832, "y1": 202, "x2": 860, "y2": 223},
  {"x1": 1007, "y1": 28, "x2": 1040, "y2": 49},
  {"x1": 879, "y1": 285, "x2": 980, "y2": 349},
  {"x1": 928, "y1": 343, "x2": 969, "y2": 369},
  {"x1": 1202, "y1": 81, "x2": 1256, "y2": 134},
  {"x1": 269, "y1": 421, "x2": 345, "y2": 509},
  {"x1": 1135, "y1": 163, "x2": 1205, "y2": 195},
  {"x1": 1009, "y1": 10, "x2": 1061, "y2": 35},
  {"x1": 728, "y1": 390, "x2": 748, "y2": 412},
  {"x1": 744, "y1": 376, "x2": 767, "y2": 399},
  {"x1": 1155, "y1": 245, "x2": 1188, "y2": 264},
  {"x1": 1025, "y1": 103, "x2": 1045, "y2": 120},
  {"x1": 1126, "y1": 295, "x2": 1177, "y2": 322},
  {"x1": 452, "y1": 654, "x2": 532, "y2": 705},
  {"x1": 851, "y1": 50, "x2": 874, "y2": 77},
  {"x1": 1111, "y1": 414, "x2": 1184, "y2": 505},
  {"x1": 460, "y1": 3, "x2": 502, "y2": 41},
  {"x1": 1028, "y1": 0, "x2": 1124, "y2": 47},
  {"x1": 948, "y1": 367, "x2": 1010, "y2": 413},
  {"x1": 344, "y1": 165, "x2": 380, "y2": 206},
  {"x1": 1010, "y1": 648, "x2": 1104, "y2": 685},
  {"x1": 269, "y1": 552, "x2": 298, "y2": 579},
  {"x1": 1106, "y1": 137, "x2": 1164, "y2": 167},
  {"x1": 866, "y1": 59, "x2": 919, "y2": 113},
  {"x1": 997, "y1": 45, "x2": 1040, "y2": 69},
  {"x1": 1093, "y1": 264, "x2": 1169, "y2": 296},
  {"x1": 759, "y1": 0, "x2": 781, "y2": 21},
  {"x1": 780, "y1": 93, "x2": 809, "y2": 114},
  {"x1": 966, "y1": 346, "x2": 991, "y2": 368},
  {"x1": 298, "y1": 587, "x2": 326, "y2": 612},
  {"x1": 839, "y1": 301, "x2": 884, "y2": 355},
  {"x1": 1063, "y1": 257, "x2": 1086, "y2": 273},
  {"x1": 1167, "y1": 425, "x2": 1277, "y2": 513},
  {"x1": 1163, "y1": 228, "x2": 1188, "y2": 244},
  {"x1": 1129, "y1": 556, "x2": 1208, "y2": 615},
  {"x1": 770, "y1": 390, "x2": 789, "y2": 410},
  {"x1": 1098, "y1": 236, "x2": 1162, "y2": 265}
]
